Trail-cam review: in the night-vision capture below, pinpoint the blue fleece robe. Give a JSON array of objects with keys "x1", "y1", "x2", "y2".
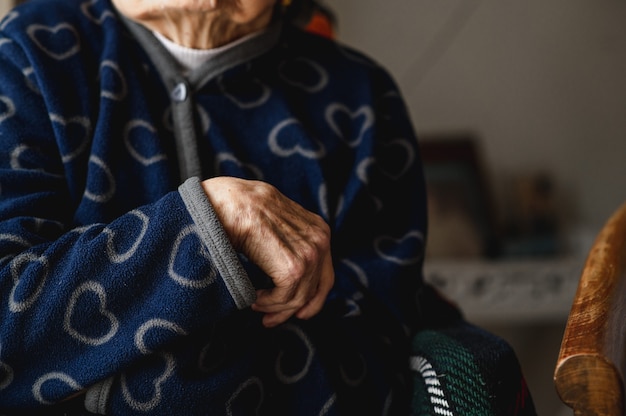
[{"x1": 0, "y1": 0, "x2": 427, "y2": 414}]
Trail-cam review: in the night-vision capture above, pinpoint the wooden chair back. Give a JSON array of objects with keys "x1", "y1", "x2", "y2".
[{"x1": 554, "y1": 202, "x2": 626, "y2": 415}]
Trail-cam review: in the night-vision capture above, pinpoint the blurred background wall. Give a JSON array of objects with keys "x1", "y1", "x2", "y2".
[{"x1": 0, "y1": 3, "x2": 10, "y2": 16}]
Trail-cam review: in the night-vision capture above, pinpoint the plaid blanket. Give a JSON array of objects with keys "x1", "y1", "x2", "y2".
[{"x1": 410, "y1": 286, "x2": 536, "y2": 415}]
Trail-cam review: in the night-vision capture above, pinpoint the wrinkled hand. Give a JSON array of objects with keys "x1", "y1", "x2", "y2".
[{"x1": 201, "y1": 177, "x2": 334, "y2": 327}]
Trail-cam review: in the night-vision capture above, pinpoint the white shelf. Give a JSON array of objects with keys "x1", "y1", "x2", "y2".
[{"x1": 423, "y1": 257, "x2": 584, "y2": 324}]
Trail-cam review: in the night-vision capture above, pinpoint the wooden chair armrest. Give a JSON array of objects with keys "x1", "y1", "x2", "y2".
[{"x1": 554, "y1": 202, "x2": 626, "y2": 415}]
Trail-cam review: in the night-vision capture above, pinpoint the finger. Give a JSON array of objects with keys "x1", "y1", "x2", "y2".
[
  {"x1": 252, "y1": 260, "x2": 318, "y2": 312},
  {"x1": 295, "y1": 255, "x2": 334, "y2": 320},
  {"x1": 261, "y1": 309, "x2": 297, "y2": 328},
  {"x1": 252, "y1": 283, "x2": 299, "y2": 311}
]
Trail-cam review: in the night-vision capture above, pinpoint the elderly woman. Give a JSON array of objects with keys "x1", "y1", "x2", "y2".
[
  {"x1": 0, "y1": 0, "x2": 424, "y2": 413},
  {"x1": 0, "y1": 1, "x2": 535, "y2": 415}
]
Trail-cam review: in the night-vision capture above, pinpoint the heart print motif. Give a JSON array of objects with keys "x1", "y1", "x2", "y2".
[{"x1": 27, "y1": 23, "x2": 81, "y2": 61}]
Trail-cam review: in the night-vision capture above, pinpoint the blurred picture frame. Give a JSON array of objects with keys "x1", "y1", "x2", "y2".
[{"x1": 419, "y1": 134, "x2": 499, "y2": 259}]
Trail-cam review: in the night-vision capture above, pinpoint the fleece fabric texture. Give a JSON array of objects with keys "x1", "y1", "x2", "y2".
[{"x1": 0, "y1": 0, "x2": 427, "y2": 414}]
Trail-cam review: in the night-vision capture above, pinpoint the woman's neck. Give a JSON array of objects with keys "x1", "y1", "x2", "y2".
[
  {"x1": 147, "y1": 9, "x2": 273, "y2": 49},
  {"x1": 112, "y1": 1, "x2": 276, "y2": 49}
]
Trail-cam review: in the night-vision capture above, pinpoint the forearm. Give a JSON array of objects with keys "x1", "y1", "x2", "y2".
[{"x1": 0, "y1": 186, "x2": 254, "y2": 409}]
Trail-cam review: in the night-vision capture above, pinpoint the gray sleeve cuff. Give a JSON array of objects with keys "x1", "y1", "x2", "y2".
[
  {"x1": 84, "y1": 377, "x2": 114, "y2": 415},
  {"x1": 178, "y1": 177, "x2": 256, "y2": 309}
]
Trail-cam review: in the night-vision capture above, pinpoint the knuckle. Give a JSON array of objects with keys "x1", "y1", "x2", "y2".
[
  {"x1": 298, "y1": 241, "x2": 319, "y2": 264},
  {"x1": 284, "y1": 258, "x2": 307, "y2": 280},
  {"x1": 310, "y1": 220, "x2": 331, "y2": 246},
  {"x1": 253, "y1": 180, "x2": 280, "y2": 201}
]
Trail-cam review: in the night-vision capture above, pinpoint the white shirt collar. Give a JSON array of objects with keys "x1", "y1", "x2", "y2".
[{"x1": 152, "y1": 30, "x2": 265, "y2": 72}]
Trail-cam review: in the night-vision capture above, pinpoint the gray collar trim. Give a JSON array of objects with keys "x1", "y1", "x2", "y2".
[
  {"x1": 119, "y1": 16, "x2": 282, "y2": 181},
  {"x1": 120, "y1": 16, "x2": 282, "y2": 92}
]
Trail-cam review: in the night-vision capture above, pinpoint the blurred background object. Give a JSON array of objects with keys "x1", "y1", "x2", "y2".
[
  {"x1": 285, "y1": 0, "x2": 337, "y2": 39},
  {"x1": 419, "y1": 134, "x2": 498, "y2": 259}
]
